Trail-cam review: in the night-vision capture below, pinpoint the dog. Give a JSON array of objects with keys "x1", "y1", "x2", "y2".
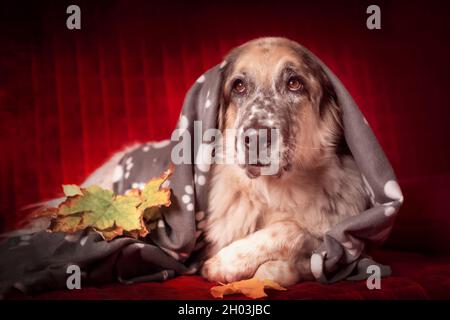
[
  {"x1": 199, "y1": 37, "x2": 369, "y2": 286},
  {"x1": 19, "y1": 37, "x2": 369, "y2": 287}
]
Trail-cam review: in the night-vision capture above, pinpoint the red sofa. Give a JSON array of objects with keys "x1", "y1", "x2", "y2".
[
  {"x1": 1, "y1": 1, "x2": 450, "y2": 299},
  {"x1": 22, "y1": 251, "x2": 450, "y2": 300}
]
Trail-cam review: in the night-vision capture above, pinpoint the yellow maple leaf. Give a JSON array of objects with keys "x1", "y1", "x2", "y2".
[{"x1": 139, "y1": 165, "x2": 172, "y2": 212}]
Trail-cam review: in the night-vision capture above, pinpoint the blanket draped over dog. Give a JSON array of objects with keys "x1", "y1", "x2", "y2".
[{"x1": 0, "y1": 47, "x2": 403, "y2": 296}]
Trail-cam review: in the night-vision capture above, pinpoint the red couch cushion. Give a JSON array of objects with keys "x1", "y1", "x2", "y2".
[
  {"x1": 386, "y1": 174, "x2": 450, "y2": 256},
  {"x1": 14, "y1": 250, "x2": 450, "y2": 300}
]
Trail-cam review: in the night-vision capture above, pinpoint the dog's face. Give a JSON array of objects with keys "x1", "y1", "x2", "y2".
[{"x1": 219, "y1": 38, "x2": 343, "y2": 178}]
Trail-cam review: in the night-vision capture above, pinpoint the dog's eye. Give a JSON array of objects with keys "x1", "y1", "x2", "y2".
[
  {"x1": 232, "y1": 79, "x2": 246, "y2": 94},
  {"x1": 287, "y1": 77, "x2": 303, "y2": 92}
]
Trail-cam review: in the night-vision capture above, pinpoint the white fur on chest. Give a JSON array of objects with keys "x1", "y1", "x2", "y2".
[{"x1": 204, "y1": 156, "x2": 367, "y2": 257}]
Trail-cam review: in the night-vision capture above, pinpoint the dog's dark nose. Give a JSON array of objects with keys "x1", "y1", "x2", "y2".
[{"x1": 243, "y1": 125, "x2": 273, "y2": 152}]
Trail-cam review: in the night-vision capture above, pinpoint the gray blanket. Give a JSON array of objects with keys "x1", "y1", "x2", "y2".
[{"x1": 0, "y1": 46, "x2": 403, "y2": 296}]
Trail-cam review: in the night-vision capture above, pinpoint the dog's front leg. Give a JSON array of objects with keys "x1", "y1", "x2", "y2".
[{"x1": 201, "y1": 221, "x2": 317, "y2": 283}]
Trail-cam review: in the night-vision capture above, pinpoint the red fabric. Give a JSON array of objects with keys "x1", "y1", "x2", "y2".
[
  {"x1": 13, "y1": 251, "x2": 450, "y2": 300},
  {"x1": 1, "y1": 1, "x2": 450, "y2": 301}
]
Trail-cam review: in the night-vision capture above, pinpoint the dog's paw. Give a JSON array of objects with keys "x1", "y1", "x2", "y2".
[
  {"x1": 253, "y1": 260, "x2": 300, "y2": 287},
  {"x1": 201, "y1": 243, "x2": 258, "y2": 283}
]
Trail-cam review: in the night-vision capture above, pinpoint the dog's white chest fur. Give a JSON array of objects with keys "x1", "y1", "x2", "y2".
[{"x1": 204, "y1": 155, "x2": 368, "y2": 258}]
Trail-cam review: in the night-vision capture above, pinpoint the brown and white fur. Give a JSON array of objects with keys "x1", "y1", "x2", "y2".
[{"x1": 200, "y1": 38, "x2": 368, "y2": 286}]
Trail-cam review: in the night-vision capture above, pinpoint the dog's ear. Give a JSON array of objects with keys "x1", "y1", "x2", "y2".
[
  {"x1": 217, "y1": 91, "x2": 227, "y2": 131},
  {"x1": 319, "y1": 71, "x2": 341, "y2": 126},
  {"x1": 311, "y1": 60, "x2": 337, "y2": 117},
  {"x1": 217, "y1": 47, "x2": 241, "y2": 131},
  {"x1": 217, "y1": 64, "x2": 230, "y2": 132},
  {"x1": 318, "y1": 69, "x2": 351, "y2": 155}
]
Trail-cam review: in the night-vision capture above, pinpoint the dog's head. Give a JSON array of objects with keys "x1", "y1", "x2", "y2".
[{"x1": 218, "y1": 37, "x2": 344, "y2": 179}]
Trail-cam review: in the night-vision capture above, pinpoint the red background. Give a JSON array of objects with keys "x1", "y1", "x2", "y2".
[{"x1": 1, "y1": 0, "x2": 449, "y2": 255}]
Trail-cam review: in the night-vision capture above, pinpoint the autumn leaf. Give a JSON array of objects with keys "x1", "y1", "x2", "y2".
[
  {"x1": 140, "y1": 165, "x2": 172, "y2": 224},
  {"x1": 62, "y1": 184, "x2": 82, "y2": 197},
  {"x1": 98, "y1": 225, "x2": 125, "y2": 241},
  {"x1": 143, "y1": 207, "x2": 161, "y2": 225},
  {"x1": 51, "y1": 215, "x2": 82, "y2": 233},
  {"x1": 39, "y1": 166, "x2": 174, "y2": 240},
  {"x1": 210, "y1": 278, "x2": 287, "y2": 299},
  {"x1": 59, "y1": 188, "x2": 140, "y2": 229},
  {"x1": 59, "y1": 187, "x2": 143, "y2": 236},
  {"x1": 28, "y1": 206, "x2": 59, "y2": 220},
  {"x1": 139, "y1": 165, "x2": 172, "y2": 212}
]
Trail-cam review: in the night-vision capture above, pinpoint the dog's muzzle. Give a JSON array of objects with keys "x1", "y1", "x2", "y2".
[
  {"x1": 236, "y1": 122, "x2": 283, "y2": 179},
  {"x1": 243, "y1": 124, "x2": 273, "y2": 161},
  {"x1": 233, "y1": 95, "x2": 292, "y2": 178}
]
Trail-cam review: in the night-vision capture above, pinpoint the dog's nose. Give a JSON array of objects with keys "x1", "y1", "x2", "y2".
[{"x1": 243, "y1": 125, "x2": 273, "y2": 151}]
